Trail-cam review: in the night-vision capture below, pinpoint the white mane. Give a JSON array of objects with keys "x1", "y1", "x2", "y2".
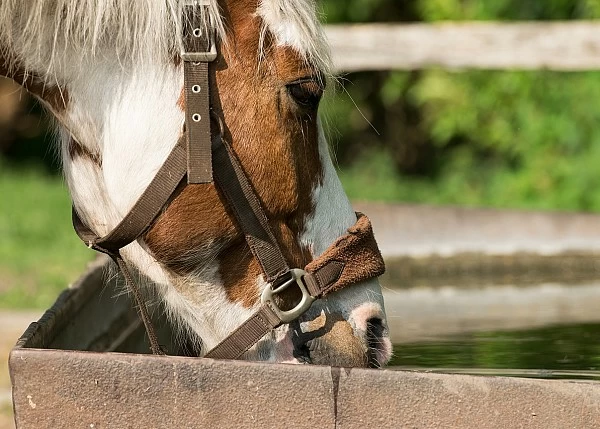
[
  {"x1": 0, "y1": 0, "x2": 223, "y2": 76},
  {"x1": 0, "y1": 0, "x2": 330, "y2": 78}
]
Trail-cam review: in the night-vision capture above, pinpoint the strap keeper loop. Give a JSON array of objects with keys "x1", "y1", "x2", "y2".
[{"x1": 181, "y1": 1, "x2": 217, "y2": 63}]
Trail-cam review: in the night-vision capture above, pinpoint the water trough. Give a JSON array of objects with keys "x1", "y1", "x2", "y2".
[{"x1": 10, "y1": 204, "x2": 600, "y2": 428}]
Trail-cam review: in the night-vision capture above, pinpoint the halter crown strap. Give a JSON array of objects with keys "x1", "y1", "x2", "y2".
[
  {"x1": 182, "y1": 2, "x2": 215, "y2": 184},
  {"x1": 71, "y1": 1, "x2": 218, "y2": 354}
]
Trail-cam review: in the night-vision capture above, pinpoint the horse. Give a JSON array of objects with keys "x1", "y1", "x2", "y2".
[{"x1": 0, "y1": 0, "x2": 392, "y2": 367}]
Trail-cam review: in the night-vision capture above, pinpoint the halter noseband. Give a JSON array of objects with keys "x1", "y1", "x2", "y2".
[{"x1": 72, "y1": 1, "x2": 385, "y2": 360}]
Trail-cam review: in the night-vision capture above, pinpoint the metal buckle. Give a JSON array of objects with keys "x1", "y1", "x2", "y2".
[
  {"x1": 181, "y1": 0, "x2": 217, "y2": 63},
  {"x1": 181, "y1": 42, "x2": 217, "y2": 63},
  {"x1": 261, "y1": 269, "x2": 316, "y2": 323}
]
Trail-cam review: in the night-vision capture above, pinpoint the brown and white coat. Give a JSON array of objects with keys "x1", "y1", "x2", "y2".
[{"x1": 0, "y1": 0, "x2": 391, "y2": 367}]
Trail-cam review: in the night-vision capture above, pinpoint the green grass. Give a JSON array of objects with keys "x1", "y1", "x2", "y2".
[{"x1": 0, "y1": 161, "x2": 94, "y2": 309}]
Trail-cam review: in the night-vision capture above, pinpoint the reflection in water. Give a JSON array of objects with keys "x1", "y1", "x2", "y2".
[{"x1": 389, "y1": 323, "x2": 600, "y2": 380}]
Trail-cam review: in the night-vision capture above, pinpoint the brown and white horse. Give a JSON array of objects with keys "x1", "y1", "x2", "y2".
[{"x1": 0, "y1": 0, "x2": 391, "y2": 367}]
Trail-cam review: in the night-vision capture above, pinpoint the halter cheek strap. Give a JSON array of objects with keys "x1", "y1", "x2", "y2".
[{"x1": 181, "y1": 1, "x2": 215, "y2": 183}]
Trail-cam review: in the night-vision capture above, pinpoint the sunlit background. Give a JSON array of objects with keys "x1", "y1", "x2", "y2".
[{"x1": 3, "y1": 1, "x2": 600, "y2": 426}]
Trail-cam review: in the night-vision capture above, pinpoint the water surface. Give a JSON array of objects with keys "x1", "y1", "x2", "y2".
[{"x1": 390, "y1": 323, "x2": 600, "y2": 380}]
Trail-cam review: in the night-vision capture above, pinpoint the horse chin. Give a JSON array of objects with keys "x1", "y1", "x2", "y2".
[
  {"x1": 295, "y1": 315, "x2": 392, "y2": 368},
  {"x1": 242, "y1": 328, "x2": 299, "y2": 363},
  {"x1": 241, "y1": 304, "x2": 393, "y2": 368},
  {"x1": 287, "y1": 282, "x2": 393, "y2": 368}
]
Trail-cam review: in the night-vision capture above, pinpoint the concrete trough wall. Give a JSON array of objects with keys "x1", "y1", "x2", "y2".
[
  {"x1": 10, "y1": 349, "x2": 600, "y2": 429},
  {"x1": 356, "y1": 203, "x2": 600, "y2": 257}
]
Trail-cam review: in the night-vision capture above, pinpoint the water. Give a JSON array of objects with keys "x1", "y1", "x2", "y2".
[{"x1": 389, "y1": 322, "x2": 600, "y2": 380}]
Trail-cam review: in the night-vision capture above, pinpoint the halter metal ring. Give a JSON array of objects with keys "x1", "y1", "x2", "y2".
[{"x1": 261, "y1": 269, "x2": 315, "y2": 323}]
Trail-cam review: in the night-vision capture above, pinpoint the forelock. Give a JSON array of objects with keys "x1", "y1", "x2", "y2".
[{"x1": 256, "y1": 0, "x2": 332, "y2": 76}]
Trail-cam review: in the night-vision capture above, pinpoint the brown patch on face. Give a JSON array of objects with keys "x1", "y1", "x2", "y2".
[
  {"x1": 144, "y1": 182, "x2": 236, "y2": 271},
  {"x1": 219, "y1": 240, "x2": 262, "y2": 308},
  {"x1": 311, "y1": 319, "x2": 368, "y2": 367},
  {"x1": 221, "y1": 220, "x2": 314, "y2": 308},
  {"x1": 68, "y1": 138, "x2": 102, "y2": 167},
  {"x1": 145, "y1": 0, "x2": 324, "y2": 308},
  {"x1": 0, "y1": 55, "x2": 69, "y2": 113}
]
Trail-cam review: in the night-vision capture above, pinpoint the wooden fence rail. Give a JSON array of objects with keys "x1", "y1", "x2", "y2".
[{"x1": 324, "y1": 22, "x2": 600, "y2": 72}]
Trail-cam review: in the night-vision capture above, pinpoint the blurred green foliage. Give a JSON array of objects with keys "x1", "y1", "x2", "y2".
[
  {"x1": 322, "y1": 0, "x2": 600, "y2": 211},
  {"x1": 323, "y1": 0, "x2": 600, "y2": 23}
]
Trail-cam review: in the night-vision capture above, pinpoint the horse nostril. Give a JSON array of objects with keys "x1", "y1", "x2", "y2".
[
  {"x1": 295, "y1": 343, "x2": 311, "y2": 363},
  {"x1": 292, "y1": 336, "x2": 312, "y2": 364},
  {"x1": 366, "y1": 317, "x2": 386, "y2": 368},
  {"x1": 366, "y1": 317, "x2": 385, "y2": 340}
]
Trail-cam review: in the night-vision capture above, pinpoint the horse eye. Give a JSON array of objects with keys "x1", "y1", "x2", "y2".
[{"x1": 286, "y1": 79, "x2": 324, "y2": 109}]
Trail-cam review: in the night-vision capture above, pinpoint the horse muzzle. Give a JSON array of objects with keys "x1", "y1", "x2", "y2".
[{"x1": 291, "y1": 300, "x2": 392, "y2": 368}]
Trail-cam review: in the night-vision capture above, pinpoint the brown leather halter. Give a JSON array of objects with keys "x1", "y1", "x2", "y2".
[{"x1": 71, "y1": 2, "x2": 386, "y2": 360}]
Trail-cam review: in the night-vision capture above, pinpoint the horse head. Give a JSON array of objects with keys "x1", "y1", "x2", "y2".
[{"x1": 0, "y1": 0, "x2": 392, "y2": 367}]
